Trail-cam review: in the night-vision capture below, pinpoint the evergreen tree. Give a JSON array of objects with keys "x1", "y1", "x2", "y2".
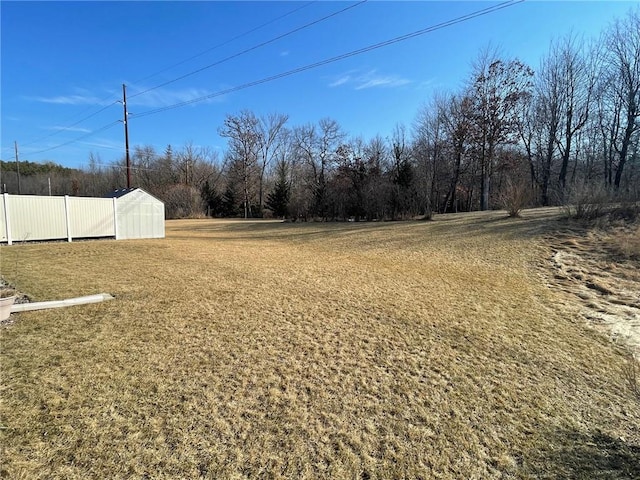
[
  {"x1": 266, "y1": 160, "x2": 291, "y2": 218},
  {"x1": 266, "y1": 177, "x2": 291, "y2": 218},
  {"x1": 200, "y1": 180, "x2": 222, "y2": 216},
  {"x1": 221, "y1": 184, "x2": 239, "y2": 217}
]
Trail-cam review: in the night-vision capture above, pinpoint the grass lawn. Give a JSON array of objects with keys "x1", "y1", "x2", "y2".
[{"x1": 1, "y1": 208, "x2": 639, "y2": 479}]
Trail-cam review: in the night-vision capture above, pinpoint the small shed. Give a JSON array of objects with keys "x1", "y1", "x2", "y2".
[
  {"x1": 1, "y1": 188, "x2": 164, "y2": 244},
  {"x1": 106, "y1": 188, "x2": 165, "y2": 240}
]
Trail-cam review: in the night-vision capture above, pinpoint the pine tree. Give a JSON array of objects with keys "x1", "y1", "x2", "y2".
[
  {"x1": 221, "y1": 184, "x2": 239, "y2": 217},
  {"x1": 266, "y1": 161, "x2": 291, "y2": 218},
  {"x1": 200, "y1": 180, "x2": 222, "y2": 216}
]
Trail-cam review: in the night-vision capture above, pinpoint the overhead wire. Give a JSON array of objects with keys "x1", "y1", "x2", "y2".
[
  {"x1": 80, "y1": 160, "x2": 169, "y2": 172},
  {"x1": 132, "y1": 0, "x2": 523, "y2": 118},
  {"x1": 16, "y1": 1, "x2": 320, "y2": 151},
  {"x1": 27, "y1": 121, "x2": 121, "y2": 156},
  {"x1": 134, "y1": 1, "x2": 317, "y2": 84},
  {"x1": 22, "y1": 0, "x2": 522, "y2": 159},
  {"x1": 129, "y1": 0, "x2": 368, "y2": 99},
  {"x1": 20, "y1": 101, "x2": 121, "y2": 148}
]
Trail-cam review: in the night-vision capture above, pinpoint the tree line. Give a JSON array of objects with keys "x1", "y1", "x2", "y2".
[{"x1": 2, "y1": 9, "x2": 638, "y2": 220}]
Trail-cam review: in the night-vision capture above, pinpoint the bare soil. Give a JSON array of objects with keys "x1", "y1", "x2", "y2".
[{"x1": 542, "y1": 222, "x2": 640, "y2": 357}]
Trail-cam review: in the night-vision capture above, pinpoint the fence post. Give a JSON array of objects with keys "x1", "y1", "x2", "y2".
[
  {"x1": 112, "y1": 197, "x2": 119, "y2": 240},
  {"x1": 3, "y1": 193, "x2": 12, "y2": 245},
  {"x1": 64, "y1": 195, "x2": 72, "y2": 242}
]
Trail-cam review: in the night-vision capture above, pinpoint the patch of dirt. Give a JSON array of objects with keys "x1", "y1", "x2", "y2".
[{"x1": 543, "y1": 223, "x2": 640, "y2": 356}]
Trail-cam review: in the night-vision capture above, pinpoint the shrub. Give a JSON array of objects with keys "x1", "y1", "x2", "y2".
[
  {"x1": 562, "y1": 181, "x2": 640, "y2": 226},
  {"x1": 563, "y1": 181, "x2": 611, "y2": 220},
  {"x1": 499, "y1": 177, "x2": 531, "y2": 217},
  {"x1": 163, "y1": 184, "x2": 204, "y2": 219},
  {"x1": 608, "y1": 224, "x2": 640, "y2": 260}
]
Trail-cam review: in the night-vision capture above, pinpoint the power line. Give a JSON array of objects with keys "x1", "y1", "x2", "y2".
[
  {"x1": 134, "y1": 1, "x2": 317, "y2": 85},
  {"x1": 14, "y1": 2, "x2": 318, "y2": 150},
  {"x1": 19, "y1": 101, "x2": 120, "y2": 148},
  {"x1": 77, "y1": 141, "x2": 123, "y2": 153},
  {"x1": 133, "y1": 0, "x2": 523, "y2": 119},
  {"x1": 129, "y1": 0, "x2": 368, "y2": 99},
  {"x1": 21, "y1": 1, "x2": 522, "y2": 160},
  {"x1": 81, "y1": 160, "x2": 166, "y2": 173},
  {"x1": 27, "y1": 121, "x2": 121, "y2": 157}
]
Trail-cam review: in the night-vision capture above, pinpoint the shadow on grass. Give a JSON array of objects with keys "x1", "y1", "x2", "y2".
[
  {"x1": 167, "y1": 207, "x2": 569, "y2": 244},
  {"x1": 523, "y1": 428, "x2": 640, "y2": 479}
]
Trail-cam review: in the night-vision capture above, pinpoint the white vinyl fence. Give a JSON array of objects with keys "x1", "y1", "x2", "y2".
[{"x1": 1, "y1": 193, "x2": 117, "y2": 244}]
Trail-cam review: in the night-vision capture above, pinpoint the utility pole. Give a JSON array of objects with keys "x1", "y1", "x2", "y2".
[
  {"x1": 122, "y1": 84, "x2": 131, "y2": 189},
  {"x1": 14, "y1": 141, "x2": 22, "y2": 194}
]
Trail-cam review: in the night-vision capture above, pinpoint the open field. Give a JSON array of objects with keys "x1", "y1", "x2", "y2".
[{"x1": 1, "y1": 208, "x2": 639, "y2": 479}]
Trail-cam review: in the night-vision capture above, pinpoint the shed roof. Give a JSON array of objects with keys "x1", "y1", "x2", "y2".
[
  {"x1": 104, "y1": 188, "x2": 138, "y2": 199},
  {"x1": 104, "y1": 187, "x2": 164, "y2": 205}
]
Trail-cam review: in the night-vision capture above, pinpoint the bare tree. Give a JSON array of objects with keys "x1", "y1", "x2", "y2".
[
  {"x1": 596, "y1": 71, "x2": 624, "y2": 187},
  {"x1": 256, "y1": 113, "x2": 289, "y2": 210},
  {"x1": 84, "y1": 152, "x2": 112, "y2": 196},
  {"x1": 363, "y1": 135, "x2": 390, "y2": 220},
  {"x1": 131, "y1": 145, "x2": 158, "y2": 190},
  {"x1": 219, "y1": 111, "x2": 260, "y2": 218},
  {"x1": 532, "y1": 44, "x2": 565, "y2": 205},
  {"x1": 553, "y1": 36, "x2": 598, "y2": 190},
  {"x1": 413, "y1": 96, "x2": 441, "y2": 216},
  {"x1": 389, "y1": 123, "x2": 414, "y2": 219},
  {"x1": 291, "y1": 123, "x2": 319, "y2": 219},
  {"x1": 603, "y1": 9, "x2": 640, "y2": 189},
  {"x1": 316, "y1": 118, "x2": 345, "y2": 218},
  {"x1": 440, "y1": 93, "x2": 474, "y2": 213},
  {"x1": 175, "y1": 142, "x2": 220, "y2": 190},
  {"x1": 334, "y1": 137, "x2": 369, "y2": 220},
  {"x1": 469, "y1": 49, "x2": 533, "y2": 210}
]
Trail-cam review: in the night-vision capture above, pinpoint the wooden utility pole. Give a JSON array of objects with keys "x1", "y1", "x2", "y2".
[
  {"x1": 122, "y1": 84, "x2": 131, "y2": 189},
  {"x1": 14, "y1": 141, "x2": 22, "y2": 194}
]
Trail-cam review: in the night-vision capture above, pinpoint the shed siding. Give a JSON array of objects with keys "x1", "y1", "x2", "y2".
[{"x1": 116, "y1": 189, "x2": 164, "y2": 240}]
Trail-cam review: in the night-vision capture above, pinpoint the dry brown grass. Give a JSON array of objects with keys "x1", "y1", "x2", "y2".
[
  {"x1": 608, "y1": 223, "x2": 640, "y2": 260},
  {"x1": 1, "y1": 208, "x2": 640, "y2": 479}
]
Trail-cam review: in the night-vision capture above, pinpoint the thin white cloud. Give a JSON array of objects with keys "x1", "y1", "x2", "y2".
[
  {"x1": 78, "y1": 138, "x2": 122, "y2": 151},
  {"x1": 27, "y1": 85, "x2": 227, "y2": 109},
  {"x1": 417, "y1": 78, "x2": 438, "y2": 90},
  {"x1": 127, "y1": 86, "x2": 225, "y2": 108},
  {"x1": 329, "y1": 75, "x2": 352, "y2": 87},
  {"x1": 45, "y1": 125, "x2": 91, "y2": 133},
  {"x1": 355, "y1": 76, "x2": 411, "y2": 90},
  {"x1": 280, "y1": 50, "x2": 290, "y2": 57},
  {"x1": 26, "y1": 86, "x2": 117, "y2": 106},
  {"x1": 328, "y1": 69, "x2": 411, "y2": 90},
  {"x1": 28, "y1": 94, "x2": 109, "y2": 105},
  {"x1": 354, "y1": 70, "x2": 411, "y2": 90}
]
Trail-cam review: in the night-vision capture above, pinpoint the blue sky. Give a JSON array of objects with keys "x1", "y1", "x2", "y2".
[{"x1": 1, "y1": 1, "x2": 637, "y2": 170}]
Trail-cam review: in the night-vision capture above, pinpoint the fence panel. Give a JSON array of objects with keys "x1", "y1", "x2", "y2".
[
  {"x1": 68, "y1": 197, "x2": 115, "y2": 238},
  {"x1": 8, "y1": 195, "x2": 67, "y2": 242},
  {"x1": 0, "y1": 194, "x2": 117, "y2": 244}
]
